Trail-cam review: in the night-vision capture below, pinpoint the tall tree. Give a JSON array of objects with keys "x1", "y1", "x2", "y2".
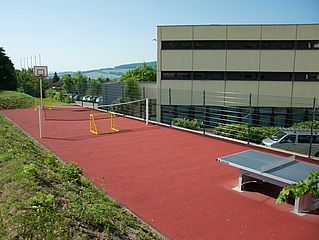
[
  {"x1": 0, "y1": 47, "x2": 17, "y2": 90},
  {"x1": 52, "y1": 72, "x2": 60, "y2": 83},
  {"x1": 61, "y1": 74, "x2": 75, "y2": 93},
  {"x1": 16, "y1": 68, "x2": 48, "y2": 97},
  {"x1": 74, "y1": 71, "x2": 87, "y2": 95},
  {"x1": 121, "y1": 63, "x2": 156, "y2": 82}
]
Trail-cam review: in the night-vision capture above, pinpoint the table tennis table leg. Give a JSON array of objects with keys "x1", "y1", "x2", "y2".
[{"x1": 238, "y1": 170, "x2": 256, "y2": 192}]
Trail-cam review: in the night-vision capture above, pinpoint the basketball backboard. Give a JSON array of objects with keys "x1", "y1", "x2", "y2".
[{"x1": 33, "y1": 66, "x2": 48, "y2": 77}]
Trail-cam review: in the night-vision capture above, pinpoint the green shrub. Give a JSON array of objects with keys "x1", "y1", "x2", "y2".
[
  {"x1": 0, "y1": 91, "x2": 34, "y2": 109},
  {"x1": 292, "y1": 120, "x2": 319, "y2": 129},
  {"x1": 276, "y1": 171, "x2": 319, "y2": 204},
  {"x1": 213, "y1": 123, "x2": 278, "y2": 144},
  {"x1": 172, "y1": 118, "x2": 203, "y2": 131}
]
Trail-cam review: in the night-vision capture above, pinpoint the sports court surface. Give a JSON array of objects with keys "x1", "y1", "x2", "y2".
[{"x1": 2, "y1": 106, "x2": 319, "y2": 240}]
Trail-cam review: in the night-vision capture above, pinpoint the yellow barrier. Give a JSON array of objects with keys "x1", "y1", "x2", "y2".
[{"x1": 90, "y1": 112, "x2": 120, "y2": 135}]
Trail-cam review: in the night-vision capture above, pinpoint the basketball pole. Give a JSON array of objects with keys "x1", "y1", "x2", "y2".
[{"x1": 39, "y1": 76, "x2": 43, "y2": 138}]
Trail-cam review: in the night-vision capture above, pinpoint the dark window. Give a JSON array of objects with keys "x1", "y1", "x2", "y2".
[
  {"x1": 161, "y1": 41, "x2": 192, "y2": 50},
  {"x1": 194, "y1": 72, "x2": 224, "y2": 80},
  {"x1": 312, "y1": 136, "x2": 319, "y2": 144},
  {"x1": 176, "y1": 72, "x2": 192, "y2": 80},
  {"x1": 226, "y1": 72, "x2": 258, "y2": 80},
  {"x1": 194, "y1": 41, "x2": 226, "y2": 49},
  {"x1": 298, "y1": 135, "x2": 311, "y2": 144},
  {"x1": 296, "y1": 40, "x2": 319, "y2": 50},
  {"x1": 295, "y1": 72, "x2": 319, "y2": 81},
  {"x1": 261, "y1": 41, "x2": 294, "y2": 50},
  {"x1": 162, "y1": 71, "x2": 192, "y2": 80},
  {"x1": 161, "y1": 72, "x2": 176, "y2": 80},
  {"x1": 227, "y1": 41, "x2": 260, "y2": 49},
  {"x1": 260, "y1": 72, "x2": 292, "y2": 81},
  {"x1": 280, "y1": 135, "x2": 296, "y2": 143}
]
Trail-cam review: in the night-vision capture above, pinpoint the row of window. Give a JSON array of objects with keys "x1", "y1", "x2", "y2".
[
  {"x1": 162, "y1": 40, "x2": 319, "y2": 50},
  {"x1": 161, "y1": 71, "x2": 319, "y2": 81}
]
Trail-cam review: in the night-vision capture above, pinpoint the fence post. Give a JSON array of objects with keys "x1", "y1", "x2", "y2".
[
  {"x1": 169, "y1": 88, "x2": 172, "y2": 126},
  {"x1": 248, "y1": 93, "x2": 252, "y2": 144},
  {"x1": 203, "y1": 90, "x2": 206, "y2": 134},
  {"x1": 143, "y1": 86, "x2": 146, "y2": 99},
  {"x1": 308, "y1": 97, "x2": 316, "y2": 158}
]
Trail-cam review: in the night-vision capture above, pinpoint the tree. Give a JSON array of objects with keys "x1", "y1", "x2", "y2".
[
  {"x1": 121, "y1": 63, "x2": 156, "y2": 82},
  {"x1": 52, "y1": 72, "x2": 60, "y2": 83},
  {"x1": 0, "y1": 47, "x2": 17, "y2": 90},
  {"x1": 74, "y1": 71, "x2": 87, "y2": 95},
  {"x1": 16, "y1": 68, "x2": 48, "y2": 97},
  {"x1": 61, "y1": 74, "x2": 75, "y2": 94}
]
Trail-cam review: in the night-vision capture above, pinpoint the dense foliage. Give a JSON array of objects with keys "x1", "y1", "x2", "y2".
[
  {"x1": 0, "y1": 114, "x2": 162, "y2": 239},
  {"x1": 172, "y1": 118, "x2": 203, "y2": 131},
  {"x1": 213, "y1": 124, "x2": 279, "y2": 143},
  {"x1": 121, "y1": 63, "x2": 156, "y2": 82},
  {"x1": 16, "y1": 68, "x2": 49, "y2": 97},
  {"x1": 292, "y1": 120, "x2": 319, "y2": 129},
  {"x1": 0, "y1": 47, "x2": 17, "y2": 90},
  {"x1": 0, "y1": 91, "x2": 34, "y2": 109},
  {"x1": 276, "y1": 171, "x2": 319, "y2": 204}
]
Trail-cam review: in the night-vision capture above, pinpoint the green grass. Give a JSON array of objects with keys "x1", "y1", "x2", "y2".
[
  {"x1": 0, "y1": 113, "x2": 163, "y2": 239},
  {"x1": 0, "y1": 91, "x2": 34, "y2": 109},
  {"x1": 35, "y1": 97, "x2": 71, "y2": 107}
]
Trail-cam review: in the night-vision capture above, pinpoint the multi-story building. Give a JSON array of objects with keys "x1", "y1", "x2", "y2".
[{"x1": 156, "y1": 24, "x2": 319, "y2": 126}]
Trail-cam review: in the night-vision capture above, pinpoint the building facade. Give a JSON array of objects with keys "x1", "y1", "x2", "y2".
[{"x1": 156, "y1": 24, "x2": 319, "y2": 126}]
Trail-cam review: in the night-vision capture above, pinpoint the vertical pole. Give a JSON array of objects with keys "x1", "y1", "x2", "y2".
[
  {"x1": 203, "y1": 90, "x2": 206, "y2": 134},
  {"x1": 38, "y1": 104, "x2": 42, "y2": 138},
  {"x1": 146, "y1": 98, "x2": 149, "y2": 125},
  {"x1": 248, "y1": 93, "x2": 252, "y2": 144},
  {"x1": 169, "y1": 88, "x2": 172, "y2": 126},
  {"x1": 308, "y1": 97, "x2": 316, "y2": 158},
  {"x1": 143, "y1": 86, "x2": 145, "y2": 99},
  {"x1": 38, "y1": 76, "x2": 43, "y2": 138},
  {"x1": 40, "y1": 77, "x2": 43, "y2": 106}
]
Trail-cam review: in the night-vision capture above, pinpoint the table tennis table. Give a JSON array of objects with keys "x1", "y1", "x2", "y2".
[{"x1": 217, "y1": 150, "x2": 319, "y2": 214}]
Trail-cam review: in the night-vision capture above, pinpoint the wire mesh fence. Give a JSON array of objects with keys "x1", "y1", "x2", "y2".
[
  {"x1": 62, "y1": 80, "x2": 318, "y2": 159},
  {"x1": 158, "y1": 88, "x2": 319, "y2": 159}
]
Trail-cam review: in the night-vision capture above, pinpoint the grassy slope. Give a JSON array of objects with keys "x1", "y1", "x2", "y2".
[
  {"x1": 0, "y1": 114, "x2": 162, "y2": 239},
  {"x1": 0, "y1": 91, "x2": 34, "y2": 109}
]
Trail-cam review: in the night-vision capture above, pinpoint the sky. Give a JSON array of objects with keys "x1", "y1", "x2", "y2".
[{"x1": 1, "y1": 0, "x2": 318, "y2": 72}]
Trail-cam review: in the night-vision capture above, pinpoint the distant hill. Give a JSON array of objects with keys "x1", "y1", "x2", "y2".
[{"x1": 49, "y1": 61, "x2": 156, "y2": 80}]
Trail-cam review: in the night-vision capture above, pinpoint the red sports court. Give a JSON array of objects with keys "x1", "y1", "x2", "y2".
[{"x1": 2, "y1": 105, "x2": 319, "y2": 240}]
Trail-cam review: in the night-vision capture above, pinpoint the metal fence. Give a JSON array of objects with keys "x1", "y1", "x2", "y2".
[
  {"x1": 68, "y1": 81, "x2": 319, "y2": 159},
  {"x1": 158, "y1": 88, "x2": 319, "y2": 159}
]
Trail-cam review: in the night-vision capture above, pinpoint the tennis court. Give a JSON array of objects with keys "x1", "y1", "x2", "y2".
[{"x1": 2, "y1": 105, "x2": 319, "y2": 240}]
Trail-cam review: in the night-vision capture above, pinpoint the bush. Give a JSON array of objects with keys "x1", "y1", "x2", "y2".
[
  {"x1": 0, "y1": 91, "x2": 34, "y2": 109},
  {"x1": 172, "y1": 118, "x2": 203, "y2": 131},
  {"x1": 213, "y1": 124, "x2": 278, "y2": 144},
  {"x1": 292, "y1": 120, "x2": 319, "y2": 129}
]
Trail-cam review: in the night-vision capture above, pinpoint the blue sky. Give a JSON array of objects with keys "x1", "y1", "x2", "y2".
[{"x1": 1, "y1": 0, "x2": 318, "y2": 72}]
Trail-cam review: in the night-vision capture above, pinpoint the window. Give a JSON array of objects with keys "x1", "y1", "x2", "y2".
[
  {"x1": 162, "y1": 72, "x2": 176, "y2": 80},
  {"x1": 261, "y1": 41, "x2": 294, "y2": 50},
  {"x1": 194, "y1": 72, "x2": 224, "y2": 80},
  {"x1": 296, "y1": 40, "x2": 319, "y2": 50},
  {"x1": 194, "y1": 41, "x2": 226, "y2": 49},
  {"x1": 176, "y1": 72, "x2": 192, "y2": 80},
  {"x1": 260, "y1": 72, "x2": 292, "y2": 81},
  {"x1": 298, "y1": 135, "x2": 311, "y2": 144},
  {"x1": 280, "y1": 135, "x2": 296, "y2": 144},
  {"x1": 294, "y1": 73, "x2": 319, "y2": 81},
  {"x1": 312, "y1": 136, "x2": 319, "y2": 144},
  {"x1": 161, "y1": 41, "x2": 192, "y2": 50},
  {"x1": 227, "y1": 41, "x2": 260, "y2": 49},
  {"x1": 226, "y1": 72, "x2": 258, "y2": 80}
]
